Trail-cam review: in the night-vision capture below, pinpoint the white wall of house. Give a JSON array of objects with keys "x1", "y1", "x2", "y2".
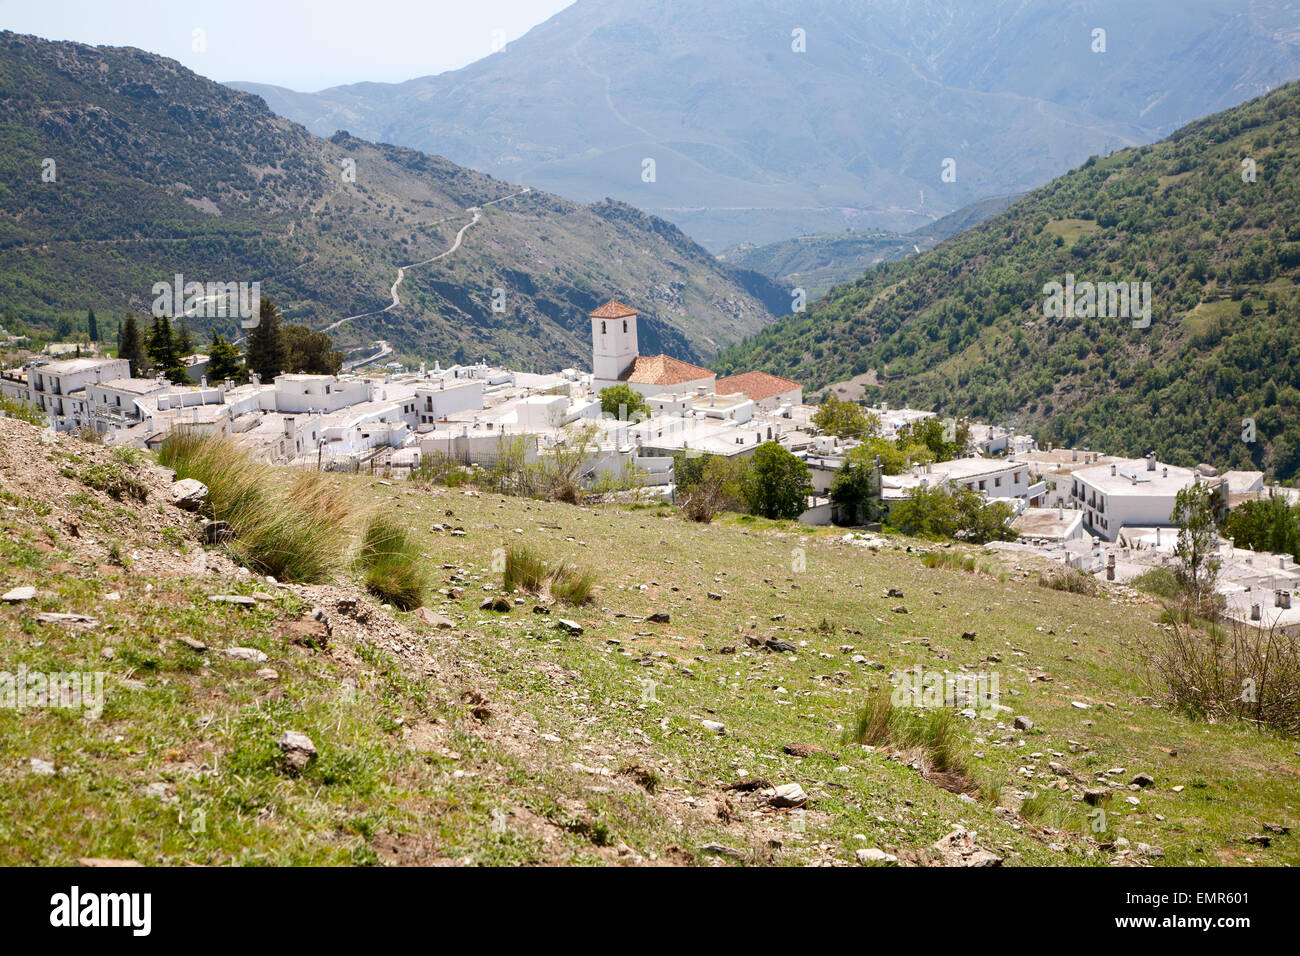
[{"x1": 413, "y1": 380, "x2": 484, "y2": 425}]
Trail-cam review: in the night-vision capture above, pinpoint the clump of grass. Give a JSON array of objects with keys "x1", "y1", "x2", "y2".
[
  {"x1": 354, "y1": 514, "x2": 428, "y2": 610},
  {"x1": 1131, "y1": 566, "x2": 1180, "y2": 599},
  {"x1": 843, "y1": 687, "x2": 971, "y2": 780},
  {"x1": 502, "y1": 544, "x2": 596, "y2": 606},
  {"x1": 922, "y1": 551, "x2": 977, "y2": 572},
  {"x1": 845, "y1": 687, "x2": 894, "y2": 746},
  {"x1": 503, "y1": 544, "x2": 549, "y2": 593},
  {"x1": 76, "y1": 461, "x2": 149, "y2": 502},
  {"x1": 158, "y1": 432, "x2": 361, "y2": 583},
  {"x1": 1038, "y1": 566, "x2": 1101, "y2": 596},
  {"x1": 549, "y1": 564, "x2": 597, "y2": 607}
]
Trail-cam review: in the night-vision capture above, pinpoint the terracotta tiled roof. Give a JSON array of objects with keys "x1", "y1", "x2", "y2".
[
  {"x1": 715, "y1": 371, "x2": 802, "y2": 402},
  {"x1": 621, "y1": 354, "x2": 715, "y2": 387},
  {"x1": 590, "y1": 299, "x2": 638, "y2": 320}
]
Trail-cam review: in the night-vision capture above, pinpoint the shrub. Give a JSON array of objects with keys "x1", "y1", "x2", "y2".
[
  {"x1": 742, "y1": 442, "x2": 813, "y2": 520},
  {"x1": 0, "y1": 394, "x2": 46, "y2": 427},
  {"x1": 677, "y1": 453, "x2": 747, "y2": 523},
  {"x1": 1144, "y1": 618, "x2": 1300, "y2": 735},
  {"x1": 1130, "y1": 566, "x2": 1180, "y2": 599},
  {"x1": 77, "y1": 462, "x2": 149, "y2": 502},
  {"x1": 891, "y1": 485, "x2": 1017, "y2": 543}
]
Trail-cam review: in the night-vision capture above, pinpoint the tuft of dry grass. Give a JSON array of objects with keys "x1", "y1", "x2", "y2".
[{"x1": 158, "y1": 432, "x2": 362, "y2": 582}]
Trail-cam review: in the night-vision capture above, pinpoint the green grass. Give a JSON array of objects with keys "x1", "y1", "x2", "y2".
[
  {"x1": 502, "y1": 544, "x2": 597, "y2": 606},
  {"x1": 355, "y1": 514, "x2": 429, "y2": 610},
  {"x1": 5, "y1": 441, "x2": 1300, "y2": 866}
]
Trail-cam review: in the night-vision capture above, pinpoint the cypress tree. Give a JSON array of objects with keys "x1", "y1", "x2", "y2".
[
  {"x1": 118, "y1": 313, "x2": 146, "y2": 377},
  {"x1": 245, "y1": 298, "x2": 285, "y2": 382}
]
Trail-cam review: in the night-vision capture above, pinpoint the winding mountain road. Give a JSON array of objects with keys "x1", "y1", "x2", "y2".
[{"x1": 321, "y1": 186, "x2": 531, "y2": 334}]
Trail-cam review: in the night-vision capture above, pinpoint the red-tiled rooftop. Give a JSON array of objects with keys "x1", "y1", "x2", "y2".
[
  {"x1": 715, "y1": 371, "x2": 802, "y2": 402},
  {"x1": 590, "y1": 299, "x2": 638, "y2": 320},
  {"x1": 621, "y1": 354, "x2": 715, "y2": 387}
]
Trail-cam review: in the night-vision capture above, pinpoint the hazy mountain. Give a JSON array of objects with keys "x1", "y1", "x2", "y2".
[
  {"x1": 715, "y1": 82, "x2": 1300, "y2": 480},
  {"x1": 230, "y1": 0, "x2": 1300, "y2": 250},
  {"x1": 720, "y1": 194, "x2": 1023, "y2": 298},
  {"x1": 0, "y1": 32, "x2": 785, "y2": 369}
]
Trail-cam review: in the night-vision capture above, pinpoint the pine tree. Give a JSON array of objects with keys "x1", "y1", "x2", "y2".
[
  {"x1": 118, "y1": 313, "x2": 147, "y2": 377},
  {"x1": 175, "y1": 320, "x2": 194, "y2": 358},
  {"x1": 86, "y1": 307, "x2": 98, "y2": 344},
  {"x1": 207, "y1": 331, "x2": 245, "y2": 384},
  {"x1": 245, "y1": 298, "x2": 285, "y2": 382},
  {"x1": 146, "y1": 317, "x2": 190, "y2": 384}
]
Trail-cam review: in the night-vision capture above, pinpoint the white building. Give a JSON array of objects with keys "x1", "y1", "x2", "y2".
[
  {"x1": 1070, "y1": 455, "x2": 1200, "y2": 542},
  {"x1": 1, "y1": 357, "x2": 130, "y2": 429}
]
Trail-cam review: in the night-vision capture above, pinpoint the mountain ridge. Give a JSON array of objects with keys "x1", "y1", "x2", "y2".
[
  {"x1": 229, "y1": 0, "x2": 1300, "y2": 249},
  {"x1": 0, "y1": 31, "x2": 784, "y2": 368}
]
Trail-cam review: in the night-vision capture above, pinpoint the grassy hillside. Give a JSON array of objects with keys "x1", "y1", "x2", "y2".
[
  {"x1": 2, "y1": 416, "x2": 1297, "y2": 866},
  {"x1": 0, "y1": 32, "x2": 784, "y2": 369},
  {"x1": 716, "y1": 82, "x2": 1300, "y2": 482}
]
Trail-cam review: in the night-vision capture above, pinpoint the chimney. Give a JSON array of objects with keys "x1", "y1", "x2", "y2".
[
  {"x1": 1106, "y1": 554, "x2": 1116, "y2": 581},
  {"x1": 1072, "y1": 449, "x2": 1078, "y2": 462},
  {"x1": 285, "y1": 417, "x2": 296, "y2": 440},
  {"x1": 1147, "y1": 453, "x2": 1157, "y2": 472},
  {"x1": 1251, "y1": 603, "x2": 1262, "y2": 621},
  {"x1": 1163, "y1": 467, "x2": 1168, "y2": 479},
  {"x1": 1277, "y1": 590, "x2": 1292, "y2": 610},
  {"x1": 1111, "y1": 464, "x2": 1117, "y2": 476}
]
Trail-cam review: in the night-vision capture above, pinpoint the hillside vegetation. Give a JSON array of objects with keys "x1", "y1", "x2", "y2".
[
  {"x1": 716, "y1": 82, "x2": 1300, "y2": 482},
  {"x1": 0, "y1": 32, "x2": 784, "y2": 369},
  {"x1": 2, "y1": 416, "x2": 1298, "y2": 866}
]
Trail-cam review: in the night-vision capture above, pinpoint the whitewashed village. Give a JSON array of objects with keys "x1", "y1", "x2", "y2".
[{"x1": 3, "y1": 298, "x2": 1296, "y2": 639}]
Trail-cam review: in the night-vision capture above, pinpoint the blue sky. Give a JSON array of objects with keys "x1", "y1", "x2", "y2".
[{"x1": 0, "y1": 0, "x2": 574, "y2": 89}]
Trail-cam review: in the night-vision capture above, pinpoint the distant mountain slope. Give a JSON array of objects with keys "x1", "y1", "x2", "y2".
[
  {"x1": 720, "y1": 195, "x2": 1024, "y2": 298},
  {"x1": 715, "y1": 82, "x2": 1300, "y2": 482},
  {"x1": 230, "y1": 0, "x2": 1300, "y2": 249},
  {"x1": 0, "y1": 32, "x2": 784, "y2": 369}
]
